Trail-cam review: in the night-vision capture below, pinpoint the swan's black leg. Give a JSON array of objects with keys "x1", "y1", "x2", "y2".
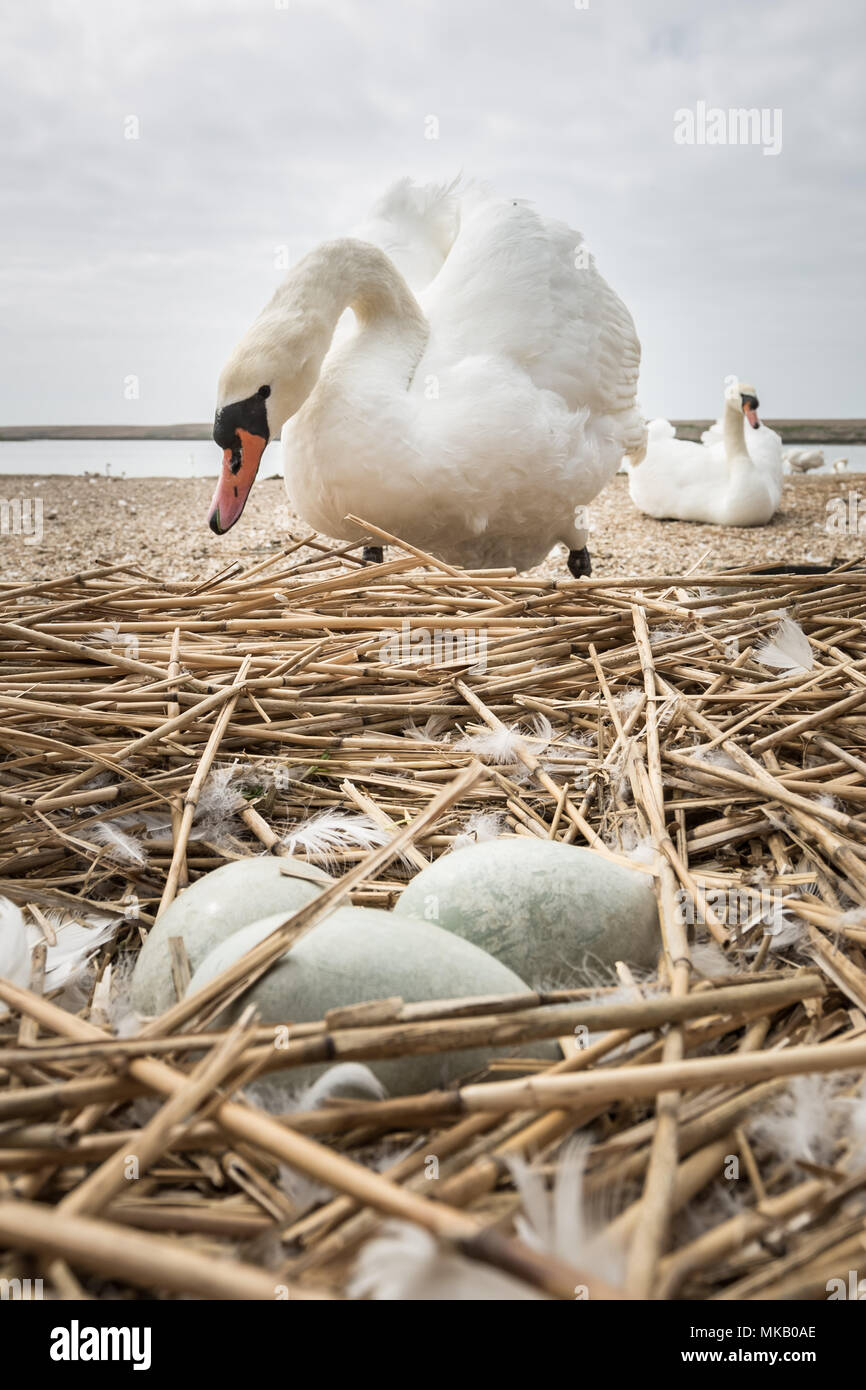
[
  {"x1": 567, "y1": 546, "x2": 592, "y2": 579},
  {"x1": 362, "y1": 545, "x2": 384, "y2": 565}
]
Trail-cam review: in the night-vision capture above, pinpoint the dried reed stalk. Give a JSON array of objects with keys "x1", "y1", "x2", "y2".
[{"x1": 3, "y1": 548, "x2": 866, "y2": 1301}]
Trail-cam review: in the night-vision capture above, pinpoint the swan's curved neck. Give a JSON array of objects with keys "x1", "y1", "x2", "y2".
[
  {"x1": 723, "y1": 397, "x2": 749, "y2": 469},
  {"x1": 279, "y1": 239, "x2": 426, "y2": 332},
  {"x1": 259, "y1": 239, "x2": 428, "y2": 432}
]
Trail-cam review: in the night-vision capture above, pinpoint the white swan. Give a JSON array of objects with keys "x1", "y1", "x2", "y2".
[
  {"x1": 700, "y1": 413, "x2": 783, "y2": 478},
  {"x1": 208, "y1": 178, "x2": 645, "y2": 577},
  {"x1": 784, "y1": 447, "x2": 825, "y2": 473},
  {"x1": 832, "y1": 457, "x2": 849, "y2": 473},
  {"x1": 628, "y1": 380, "x2": 783, "y2": 526}
]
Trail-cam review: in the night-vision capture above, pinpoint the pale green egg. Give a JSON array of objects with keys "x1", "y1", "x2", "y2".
[
  {"x1": 394, "y1": 839, "x2": 659, "y2": 984},
  {"x1": 186, "y1": 904, "x2": 555, "y2": 1097},
  {"x1": 131, "y1": 856, "x2": 330, "y2": 1016}
]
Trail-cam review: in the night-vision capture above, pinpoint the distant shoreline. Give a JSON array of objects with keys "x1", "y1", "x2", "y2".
[
  {"x1": 0, "y1": 425, "x2": 210, "y2": 441},
  {"x1": 2, "y1": 420, "x2": 865, "y2": 444}
]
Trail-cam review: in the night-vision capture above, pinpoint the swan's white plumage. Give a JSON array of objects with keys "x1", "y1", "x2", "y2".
[
  {"x1": 784, "y1": 447, "x2": 825, "y2": 473},
  {"x1": 702, "y1": 415, "x2": 784, "y2": 477},
  {"x1": 222, "y1": 177, "x2": 644, "y2": 573},
  {"x1": 646, "y1": 417, "x2": 676, "y2": 445},
  {"x1": 350, "y1": 176, "x2": 464, "y2": 292},
  {"x1": 629, "y1": 380, "x2": 783, "y2": 527}
]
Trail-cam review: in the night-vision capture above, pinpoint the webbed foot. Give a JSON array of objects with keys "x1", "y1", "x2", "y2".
[{"x1": 567, "y1": 546, "x2": 592, "y2": 579}]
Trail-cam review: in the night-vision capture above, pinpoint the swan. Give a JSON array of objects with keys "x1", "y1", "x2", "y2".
[
  {"x1": 784, "y1": 447, "x2": 825, "y2": 473},
  {"x1": 832, "y1": 457, "x2": 849, "y2": 473},
  {"x1": 208, "y1": 178, "x2": 645, "y2": 577},
  {"x1": 628, "y1": 379, "x2": 783, "y2": 526},
  {"x1": 700, "y1": 412, "x2": 783, "y2": 478}
]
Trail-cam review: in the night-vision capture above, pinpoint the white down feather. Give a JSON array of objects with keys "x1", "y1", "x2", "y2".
[
  {"x1": 350, "y1": 1141, "x2": 624, "y2": 1300},
  {"x1": 754, "y1": 617, "x2": 814, "y2": 674}
]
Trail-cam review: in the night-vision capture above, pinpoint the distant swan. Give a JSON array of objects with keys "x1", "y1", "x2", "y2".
[
  {"x1": 784, "y1": 447, "x2": 825, "y2": 473},
  {"x1": 208, "y1": 178, "x2": 645, "y2": 577},
  {"x1": 628, "y1": 379, "x2": 783, "y2": 526}
]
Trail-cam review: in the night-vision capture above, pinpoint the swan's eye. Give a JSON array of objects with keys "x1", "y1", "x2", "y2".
[{"x1": 258, "y1": 385, "x2": 271, "y2": 399}]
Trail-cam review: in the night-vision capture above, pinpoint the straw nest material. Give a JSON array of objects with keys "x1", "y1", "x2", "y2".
[{"x1": 2, "y1": 526, "x2": 866, "y2": 1301}]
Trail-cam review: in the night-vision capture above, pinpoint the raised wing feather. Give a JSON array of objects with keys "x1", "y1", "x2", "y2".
[
  {"x1": 418, "y1": 193, "x2": 641, "y2": 419},
  {"x1": 351, "y1": 177, "x2": 463, "y2": 292}
]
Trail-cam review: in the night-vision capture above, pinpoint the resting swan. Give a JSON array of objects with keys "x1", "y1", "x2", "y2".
[
  {"x1": 628, "y1": 379, "x2": 783, "y2": 526},
  {"x1": 784, "y1": 448, "x2": 825, "y2": 473},
  {"x1": 700, "y1": 412, "x2": 783, "y2": 478},
  {"x1": 208, "y1": 178, "x2": 645, "y2": 577}
]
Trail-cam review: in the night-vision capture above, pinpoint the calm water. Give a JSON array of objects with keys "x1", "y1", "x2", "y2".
[
  {"x1": 0, "y1": 439, "x2": 282, "y2": 479},
  {"x1": 0, "y1": 438, "x2": 863, "y2": 478}
]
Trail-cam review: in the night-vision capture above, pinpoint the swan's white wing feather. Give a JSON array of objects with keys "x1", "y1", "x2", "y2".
[
  {"x1": 351, "y1": 176, "x2": 464, "y2": 292},
  {"x1": 420, "y1": 195, "x2": 642, "y2": 434},
  {"x1": 748, "y1": 423, "x2": 784, "y2": 478},
  {"x1": 629, "y1": 437, "x2": 721, "y2": 520},
  {"x1": 647, "y1": 417, "x2": 677, "y2": 444},
  {"x1": 700, "y1": 418, "x2": 725, "y2": 449}
]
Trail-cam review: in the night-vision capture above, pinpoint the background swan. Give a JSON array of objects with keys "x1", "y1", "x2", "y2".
[
  {"x1": 628, "y1": 379, "x2": 783, "y2": 526},
  {"x1": 700, "y1": 412, "x2": 783, "y2": 478},
  {"x1": 785, "y1": 447, "x2": 825, "y2": 473},
  {"x1": 208, "y1": 178, "x2": 645, "y2": 577}
]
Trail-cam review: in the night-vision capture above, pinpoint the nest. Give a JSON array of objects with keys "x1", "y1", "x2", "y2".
[{"x1": 1, "y1": 530, "x2": 866, "y2": 1301}]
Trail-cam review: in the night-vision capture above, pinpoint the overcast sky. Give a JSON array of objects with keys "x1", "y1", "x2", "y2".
[{"x1": 1, "y1": 0, "x2": 864, "y2": 426}]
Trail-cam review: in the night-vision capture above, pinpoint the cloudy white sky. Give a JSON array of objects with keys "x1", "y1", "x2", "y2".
[{"x1": 1, "y1": 0, "x2": 864, "y2": 426}]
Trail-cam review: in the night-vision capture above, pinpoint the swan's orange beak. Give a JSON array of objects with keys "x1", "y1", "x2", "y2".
[
  {"x1": 744, "y1": 404, "x2": 760, "y2": 430},
  {"x1": 208, "y1": 428, "x2": 267, "y2": 535}
]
